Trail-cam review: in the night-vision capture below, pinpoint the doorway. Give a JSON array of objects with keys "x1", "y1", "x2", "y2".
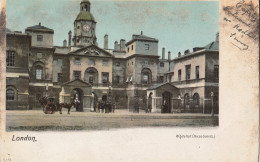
[
  {"x1": 72, "y1": 88, "x2": 83, "y2": 112},
  {"x1": 162, "y1": 91, "x2": 172, "y2": 113}
]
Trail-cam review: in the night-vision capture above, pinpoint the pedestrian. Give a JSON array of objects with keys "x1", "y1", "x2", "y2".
[
  {"x1": 112, "y1": 103, "x2": 116, "y2": 113},
  {"x1": 161, "y1": 100, "x2": 168, "y2": 113},
  {"x1": 96, "y1": 101, "x2": 100, "y2": 113},
  {"x1": 100, "y1": 100, "x2": 104, "y2": 113},
  {"x1": 147, "y1": 93, "x2": 152, "y2": 113}
]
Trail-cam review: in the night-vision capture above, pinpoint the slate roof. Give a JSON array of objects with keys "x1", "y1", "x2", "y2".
[
  {"x1": 147, "y1": 82, "x2": 177, "y2": 90},
  {"x1": 203, "y1": 41, "x2": 219, "y2": 51},
  {"x1": 25, "y1": 23, "x2": 54, "y2": 33},
  {"x1": 54, "y1": 47, "x2": 70, "y2": 55},
  {"x1": 126, "y1": 34, "x2": 158, "y2": 46}
]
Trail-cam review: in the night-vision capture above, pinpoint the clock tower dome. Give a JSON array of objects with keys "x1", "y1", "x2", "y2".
[{"x1": 73, "y1": 0, "x2": 97, "y2": 47}]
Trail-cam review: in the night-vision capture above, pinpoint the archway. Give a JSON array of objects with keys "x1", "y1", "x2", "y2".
[
  {"x1": 184, "y1": 93, "x2": 190, "y2": 111},
  {"x1": 162, "y1": 91, "x2": 172, "y2": 113},
  {"x1": 72, "y1": 88, "x2": 84, "y2": 112},
  {"x1": 141, "y1": 68, "x2": 152, "y2": 84}
]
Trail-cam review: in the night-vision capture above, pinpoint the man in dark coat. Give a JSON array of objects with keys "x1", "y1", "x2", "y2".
[{"x1": 134, "y1": 96, "x2": 139, "y2": 113}]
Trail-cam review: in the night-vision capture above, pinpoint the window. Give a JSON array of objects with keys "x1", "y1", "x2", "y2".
[
  {"x1": 143, "y1": 75, "x2": 148, "y2": 84},
  {"x1": 184, "y1": 93, "x2": 190, "y2": 106},
  {"x1": 102, "y1": 72, "x2": 109, "y2": 83},
  {"x1": 36, "y1": 67, "x2": 42, "y2": 80},
  {"x1": 6, "y1": 89, "x2": 15, "y2": 101},
  {"x1": 89, "y1": 59, "x2": 95, "y2": 65},
  {"x1": 160, "y1": 62, "x2": 164, "y2": 67},
  {"x1": 114, "y1": 76, "x2": 120, "y2": 84},
  {"x1": 127, "y1": 47, "x2": 129, "y2": 52},
  {"x1": 75, "y1": 58, "x2": 80, "y2": 65},
  {"x1": 6, "y1": 51, "x2": 15, "y2": 67},
  {"x1": 115, "y1": 62, "x2": 120, "y2": 67},
  {"x1": 73, "y1": 71, "x2": 81, "y2": 80},
  {"x1": 196, "y1": 66, "x2": 199, "y2": 79},
  {"x1": 37, "y1": 35, "x2": 43, "y2": 41},
  {"x1": 169, "y1": 75, "x2": 172, "y2": 82},
  {"x1": 178, "y1": 70, "x2": 181, "y2": 81},
  {"x1": 131, "y1": 45, "x2": 134, "y2": 50},
  {"x1": 214, "y1": 65, "x2": 219, "y2": 79},
  {"x1": 89, "y1": 74, "x2": 94, "y2": 83},
  {"x1": 144, "y1": 60, "x2": 149, "y2": 65},
  {"x1": 57, "y1": 59, "x2": 63, "y2": 66},
  {"x1": 57, "y1": 73, "x2": 63, "y2": 82},
  {"x1": 37, "y1": 53, "x2": 42, "y2": 59},
  {"x1": 102, "y1": 60, "x2": 108, "y2": 66},
  {"x1": 145, "y1": 44, "x2": 150, "y2": 50},
  {"x1": 185, "y1": 65, "x2": 191, "y2": 80},
  {"x1": 159, "y1": 76, "x2": 164, "y2": 83},
  {"x1": 193, "y1": 93, "x2": 200, "y2": 106}
]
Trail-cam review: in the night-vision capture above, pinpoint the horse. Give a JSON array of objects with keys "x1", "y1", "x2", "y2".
[{"x1": 57, "y1": 102, "x2": 76, "y2": 114}]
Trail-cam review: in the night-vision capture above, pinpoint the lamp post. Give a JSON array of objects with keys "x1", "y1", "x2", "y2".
[{"x1": 211, "y1": 91, "x2": 214, "y2": 117}]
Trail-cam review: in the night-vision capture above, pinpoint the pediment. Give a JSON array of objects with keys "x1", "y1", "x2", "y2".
[
  {"x1": 70, "y1": 45, "x2": 113, "y2": 57},
  {"x1": 62, "y1": 79, "x2": 91, "y2": 87}
]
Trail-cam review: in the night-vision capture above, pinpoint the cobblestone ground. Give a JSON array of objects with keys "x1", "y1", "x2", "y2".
[{"x1": 6, "y1": 109, "x2": 219, "y2": 131}]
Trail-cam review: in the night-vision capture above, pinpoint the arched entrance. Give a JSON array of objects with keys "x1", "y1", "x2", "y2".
[
  {"x1": 72, "y1": 88, "x2": 84, "y2": 112},
  {"x1": 184, "y1": 93, "x2": 190, "y2": 112},
  {"x1": 162, "y1": 91, "x2": 172, "y2": 113}
]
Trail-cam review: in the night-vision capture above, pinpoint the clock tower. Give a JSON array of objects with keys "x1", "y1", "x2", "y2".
[{"x1": 73, "y1": 0, "x2": 97, "y2": 47}]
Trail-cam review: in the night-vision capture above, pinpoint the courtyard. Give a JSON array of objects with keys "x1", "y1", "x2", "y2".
[{"x1": 6, "y1": 109, "x2": 218, "y2": 131}]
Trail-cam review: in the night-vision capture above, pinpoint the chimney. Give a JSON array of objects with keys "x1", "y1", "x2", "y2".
[
  {"x1": 216, "y1": 32, "x2": 219, "y2": 42},
  {"x1": 162, "y1": 48, "x2": 165, "y2": 59},
  {"x1": 63, "y1": 40, "x2": 67, "y2": 47},
  {"x1": 178, "y1": 52, "x2": 181, "y2": 57},
  {"x1": 141, "y1": 31, "x2": 143, "y2": 35},
  {"x1": 120, "y1": 39, "x2": 126, "y2": 51},
  {"x1": 39, "y1": 22, "x2": 41, "y2": 26},
  {"x1": 184, "y1": 49, "x2": 190, "y2": 55},
  {"x1": 68, "y1": 30, "x2": 72, "y2": 48},
  {"x1": 114, "y1": 41, "x2": 120, "y2": 51},
  {"x1": 104, "y1": 34, "x2": 108, "y2": 49},
  {"x1": 168, "y1": 51, "x2": 171, "y2": 60}
]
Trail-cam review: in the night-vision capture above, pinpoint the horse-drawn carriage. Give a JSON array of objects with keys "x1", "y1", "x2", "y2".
[{"x1": 39, "y1": 96, "x2": 78, "y2": 114}]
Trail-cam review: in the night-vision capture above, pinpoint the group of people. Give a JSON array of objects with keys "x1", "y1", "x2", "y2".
[
  {"x1": 133, "y1": 94, "x2": 152, "y2": 113},
  {"x1": 95, "y1": 100, "x2": 116, "y2": 113}
]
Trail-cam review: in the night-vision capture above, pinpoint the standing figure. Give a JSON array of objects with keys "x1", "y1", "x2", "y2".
[
  {"x1": 112, "y1": 103, "x2": 116, "y2": 113},
  {"x1": 134, "y1": 96, "x2": 139, "y2": 113},
  {"x1": 96, "y1": 101, "x2": 100, "y2": 113},
  {"x1": 74, "y1": 93, "x2": 80, "y2": 111},
  {"x1": 161, "y1": 100, "x2": 168, "y2": 113},
  {"x1": 147, "y1": 93, "x2": 153, "y2": 113},
  {"x1": 100, "y1": 100, "x2": 104, "y2": 113}
]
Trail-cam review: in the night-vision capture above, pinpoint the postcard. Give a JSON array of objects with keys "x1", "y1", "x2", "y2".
[{"x1": 0, "y1": 0, "x2": 259, "y2": 161}]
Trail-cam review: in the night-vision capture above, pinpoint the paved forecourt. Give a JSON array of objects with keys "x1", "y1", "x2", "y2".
[{"x1": 6, "y1": 109, "x2": 219, "y2": 131}]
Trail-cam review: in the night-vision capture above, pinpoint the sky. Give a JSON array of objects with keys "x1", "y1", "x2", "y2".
[{"x1": 6, "y1": 0, "x2": 219, "y2": 58}]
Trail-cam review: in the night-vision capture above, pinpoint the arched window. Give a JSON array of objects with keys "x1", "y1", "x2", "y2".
[
  {"x1": 6, "y1": 86, "x2": 17, "y2": 101},
  {"x1": 193, "y1": 93, "x2": 200, "y2": 106},
  {"x1": 84, "y1": 67, "x2": 98, "y2": 84},
  {"x1": 36, "y1": 66, "x2": 43, "y2": 80},
  {"x1": 33, "y1": 61, "x2": 45, "y2": 80},
  {"x1": 141, "y1": 68, "x2": 152, "y2": 84},
  {"x1": 184, "y1": 93, "x2": 190, "y2": 106}
]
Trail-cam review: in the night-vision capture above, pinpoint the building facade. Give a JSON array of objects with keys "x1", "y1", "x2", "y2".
[{"x1": 6, "y1": 0, "x2": 219, "y2": 114}]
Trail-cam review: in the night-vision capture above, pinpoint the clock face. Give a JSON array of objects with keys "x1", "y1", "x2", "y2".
[{"x1": 83, "y1": 24, "x2": 90, "y2": 32}]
